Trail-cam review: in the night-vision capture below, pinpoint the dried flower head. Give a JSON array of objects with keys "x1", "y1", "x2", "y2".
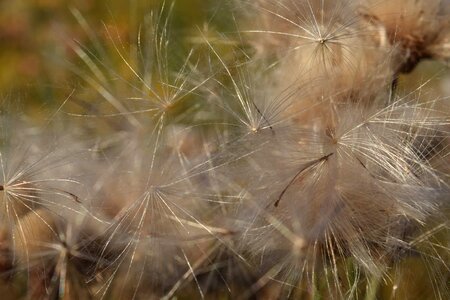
[{"x1": 361, "y1": 0, "x2": 450, "y2": 72}]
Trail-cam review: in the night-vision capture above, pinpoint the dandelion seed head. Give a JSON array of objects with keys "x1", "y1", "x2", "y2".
[{"x1": 218, "y1": 87, "x2": 449, "y2": 293}]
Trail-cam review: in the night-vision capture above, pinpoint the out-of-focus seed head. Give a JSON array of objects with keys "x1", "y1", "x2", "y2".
[{"x1": 361, "y1": 0, "x2": 450, "y2": 72}]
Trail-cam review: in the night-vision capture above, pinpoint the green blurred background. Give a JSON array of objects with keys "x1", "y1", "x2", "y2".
[
  {"x1": 0, "y1": 0, "x2": 239, "y2": 117},
  {"x1": 0, "y1": 0, "x2": 448, "y2": 116}
]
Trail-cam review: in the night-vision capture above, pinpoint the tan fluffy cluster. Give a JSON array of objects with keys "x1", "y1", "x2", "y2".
[
  {"x1": 361, "y1": 0, "x2": 450, "y2": 72},
  {"x1": 0, "y1": 1, "x2": 448, "y2": 299}
]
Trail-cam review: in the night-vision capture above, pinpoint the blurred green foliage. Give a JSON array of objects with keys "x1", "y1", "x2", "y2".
[
  {"x1": 0, "y1": 0, "x2": 237, "y2": 115},
  {"x1": 1, "y1": 0, "x2": 447, "y2": 116}
]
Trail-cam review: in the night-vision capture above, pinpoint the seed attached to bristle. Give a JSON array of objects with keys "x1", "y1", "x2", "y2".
[{"x1": 275, "y1": 153, "x2": 334, "y2": 207}]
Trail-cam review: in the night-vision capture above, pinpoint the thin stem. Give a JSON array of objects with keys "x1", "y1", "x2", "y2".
[
  {"x1": 388, "y1": 75, "x2": 399, "y2": 104},
  {"x1": 275, "y1": 153, "x2": 334, "y2": 207}
]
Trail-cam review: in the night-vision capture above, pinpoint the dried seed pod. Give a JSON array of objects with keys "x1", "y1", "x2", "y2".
[{"x1": 361, "y1": 0, "x2": 450, "y2": 73}]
